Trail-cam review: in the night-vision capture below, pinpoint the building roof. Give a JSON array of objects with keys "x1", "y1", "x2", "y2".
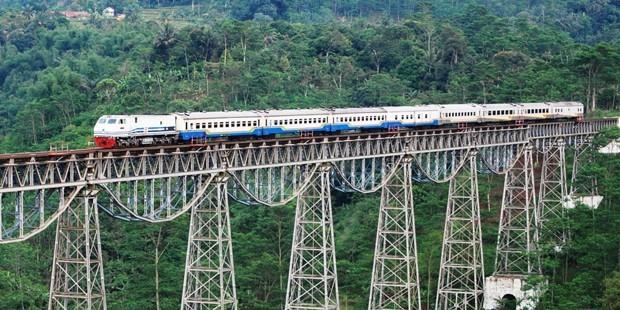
[{"x1": 60, "y1": 11, "x2": 91, "y2": 18}]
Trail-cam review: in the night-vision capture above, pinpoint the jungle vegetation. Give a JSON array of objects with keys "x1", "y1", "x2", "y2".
[{"x1": 0, "y1": 1, "x2": 620, "y2": 309}]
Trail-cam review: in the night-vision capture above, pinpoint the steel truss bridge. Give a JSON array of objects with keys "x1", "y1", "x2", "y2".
[{"x1": 0, "y1": 119, "x2": 615, "y2": 310}]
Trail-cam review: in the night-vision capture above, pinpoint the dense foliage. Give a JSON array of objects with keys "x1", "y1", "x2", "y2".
[{"x1": 0, "y1": 1, "x2": 619, "y2": 309}]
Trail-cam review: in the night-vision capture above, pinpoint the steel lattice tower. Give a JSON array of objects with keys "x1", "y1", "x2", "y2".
[
  {"x1": 181, "y1": 174, "x2": 238, "y2": 310},
  {"x1": 494, "y1": 146, "x2": 540, "y2": 275},
  {"x1": 285, "y1": 165, "x2": 339, "y2": 310},
  {"x1": 48, "y1": 188, "x2": 107, "y2": 310},
  {"x1": 538, "y1": 139, "x2": 568, "y2": 248},
  {"x1": 436, "y1": 152, "x2": 485, "y2": 310},
  {"x1": 569, "y1": 141, "x2": 599, "y2": 198},
  {"x1": 368, "y1": 156, "x2": 422, "y2": 310}
]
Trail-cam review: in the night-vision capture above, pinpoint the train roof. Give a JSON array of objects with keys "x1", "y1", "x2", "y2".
[
  {"x1": 97, "y1": 114, "x2": 174, "y2": 119},
  {"x1": 438, "y1": 104, "x2": 483, "y2": 110},
  {"x1": 263, "y1": 109, "x2": 329, "y2": 116},
  {"x1": 331, "y1": 107, "x2": 387, "y2": 114},
  {"x1": 382, "y1": 106, "x2": 440, "y2": 112},
  {"x1": 175, "y1": 111, "x2": 261, "y2": 119}
]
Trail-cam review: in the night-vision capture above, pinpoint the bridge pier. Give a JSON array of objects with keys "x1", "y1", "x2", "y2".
[
  {"x1": 568, "y1": 141, "x2": 603, "y2": 209},
  {"x1": 48, "y1": 187, "x2": 107, "y2": 310},
  {"x1": 538, "y1": 139, "x2": 568, "y2": 249},
  {"x1": 368, "y1": 155, "x2": 422, "y2": 310},
  {"x1": 435, "y1": 152, "x2": 485, "y2": 310},
  {"x1": 181, "y1": 174, "x2": 238, "y2": 309},
  {"x1": 285, "y1": 164, "x2": 339, "y2": 310},
  {"x1": 484, "y1": 146, "x2": 542, "y2": 310}
]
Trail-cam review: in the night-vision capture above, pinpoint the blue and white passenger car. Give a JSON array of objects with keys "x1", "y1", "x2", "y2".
[{"x1": 93, "y1": 102, "x2": 585, "y2": 148}]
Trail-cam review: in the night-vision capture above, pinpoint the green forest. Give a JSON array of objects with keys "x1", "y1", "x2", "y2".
[{"x1": 0, "y1": 0, "x2": 620, "y2": 309}]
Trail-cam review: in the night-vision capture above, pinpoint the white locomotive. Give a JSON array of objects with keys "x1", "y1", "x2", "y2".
[{"x1": 93, "y1": 102, "x2": 583, "y2": 148}]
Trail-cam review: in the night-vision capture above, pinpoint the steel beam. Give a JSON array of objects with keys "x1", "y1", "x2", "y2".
[
  {"x1": 368, "y1": 156, "x2": 422, "y2": 310},
  {"x1": 181, "y1": 174, "x2": 237, "y2": 309},
  {"x1": 436, "y1": 152, "x2": 484, "y2": 310}
]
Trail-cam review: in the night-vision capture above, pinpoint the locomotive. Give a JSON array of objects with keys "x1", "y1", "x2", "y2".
[{"x1": 93, "y1": 102, "x2": 584, "y2": 149}]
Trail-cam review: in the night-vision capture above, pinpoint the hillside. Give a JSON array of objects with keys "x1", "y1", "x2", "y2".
[{"x1": 0, "y1": 1, "x2": 619, "y2": 309}]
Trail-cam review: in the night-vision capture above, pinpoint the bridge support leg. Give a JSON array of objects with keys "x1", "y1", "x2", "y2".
[
  {"x1": 368, "y1": 156, "x2": 422, "y2": 310},
  {"x1": 538, "y1": 139, "x2": 568, "y2": 249},
  {"x1": 569, "y1": 141, "x2": 603, "y2": 209},
  {"x1": 436, "y1": 152, "x2": 484, "y2": 310},
  {"x1": 484, "y1": 146, "x2": 543, "y2": 310},
  {"x1": 181, "y1": 174, "x2": 237, "y2": 310},
  {"x1": 285, "y1": 164, "x2": 339, "y2": 309},
  {"x1": 48, "y1": 188, "x2": 107, "y2": 310}
]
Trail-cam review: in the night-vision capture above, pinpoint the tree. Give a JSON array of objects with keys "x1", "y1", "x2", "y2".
[
  {"x1": 603, "y1": 270, "x2": 620, "y2": 310},
  {"x1": 573, "y1": 44, "x2": 620, "y2": 111},
  {"x1": 354, "y1": 73, "x2": 408, "y2": 106}
]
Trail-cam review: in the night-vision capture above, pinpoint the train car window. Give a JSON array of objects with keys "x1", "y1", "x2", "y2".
[
  {"x1": 190, "y1": 123, "x2": 194, "y2": 129},
  {"x1": 107, "y1": 119, "x2": 117, "y2": 124},
  {"x1": 201, "y1": 123, "x2": 205, "y2": 128},
  {"x1": 208, "y1": 123, "x2": 212, "y2": 129},
  {"x1": 135, "y1": 117, "x2": 138, "y2": 123}
]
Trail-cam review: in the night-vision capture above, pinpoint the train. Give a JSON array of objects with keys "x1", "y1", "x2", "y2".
[{"x1": 93, "y1": 102, "x2": 584, "y2": 148}]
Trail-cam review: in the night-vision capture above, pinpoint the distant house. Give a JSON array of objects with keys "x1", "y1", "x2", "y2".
[
  {"x1": 60, "y1": 11, "x2": 91, "y2": 19},
  {"x1": 103, "y1": 7, "x2": 115, "y2": 18}
]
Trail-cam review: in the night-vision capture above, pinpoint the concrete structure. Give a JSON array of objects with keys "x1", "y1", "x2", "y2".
[{"x1": 484, "y1": 275, "x2": 542, "y2": 310}]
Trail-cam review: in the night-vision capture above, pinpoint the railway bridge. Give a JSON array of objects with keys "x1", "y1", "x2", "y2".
[{"x1": 0, "y1": 119, "x2": 616, "y2": 310}]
